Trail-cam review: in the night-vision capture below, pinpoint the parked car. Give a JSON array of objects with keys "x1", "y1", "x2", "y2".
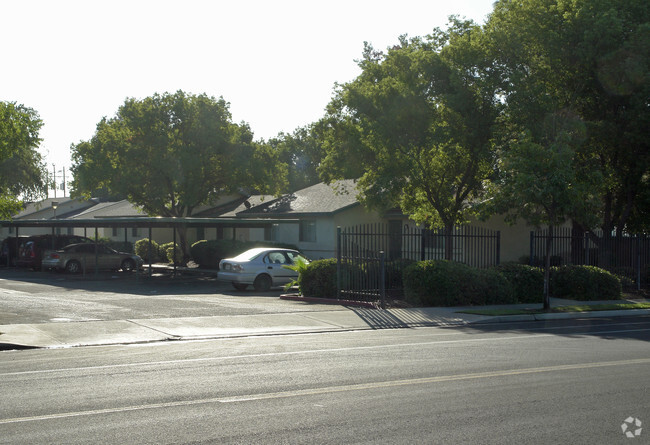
[
  {"x1": 218, "y1": 247, "x2": 310, "y2": 291},
  {"x1": 1, "y1": 236, "x2": 28, "y2": 267},
  {"x1": 42, "y1": 242, "x2": 144, "y2": 274},
  {"x1": 16, "y1": 234, "x2": 94, "y2": 270}
]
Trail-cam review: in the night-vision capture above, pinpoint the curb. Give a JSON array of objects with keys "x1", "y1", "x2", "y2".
[
  {"x1": 279, "y1": 294, "x2": 377, "y2": 308},
  {"x1": 471, "y1": 308, "x2": 650, "y2": 324}
]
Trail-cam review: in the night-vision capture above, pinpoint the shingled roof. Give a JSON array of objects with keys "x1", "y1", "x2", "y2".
[{"x1": 231, "y1": 180, "x2": 360, "y2": 218}]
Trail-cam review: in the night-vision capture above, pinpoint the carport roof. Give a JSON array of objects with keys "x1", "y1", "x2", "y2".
[{"x1": 0, "y1": 216, "x2": 299, "y2": 229}]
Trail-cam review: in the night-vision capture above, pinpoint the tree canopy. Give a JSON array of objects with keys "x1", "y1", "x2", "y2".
[
  {"x1": 319, "y1": 22, "x2": 499, "y2": 258},
  {"x1": 0, "y1": 101, "x2": 47, "y2": 217},
  {"x1": 71, "y1": 91, "x2": 287, "y2": 257}
]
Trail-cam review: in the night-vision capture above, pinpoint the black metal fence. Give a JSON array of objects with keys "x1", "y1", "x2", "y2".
[
  {"x1": 530, "y1": 228, "x2": 649, "y2": 289},
  {"x1": 337, "y1": 224, "x2": 501, "y2": 304}
]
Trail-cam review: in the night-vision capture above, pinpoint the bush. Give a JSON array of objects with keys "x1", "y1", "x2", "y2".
[
  {"x1": 300, "y1": 259, "x2": 338, "y2": 299},
  {"x1": 493, "y1": 263, "x2": 544, "y2": 304},
  {"x1": 161, "y1": 242, "x2": 182, "y2": 263},
  {"x1": 135, "y1": 238, "x2": 162, "y2": 263},
  {"x1": 402, "y1": 260, "x2": 522, "y2": 307},
  {"x1": 551, "y1": 265, "x2": 622, "y2": 301}
]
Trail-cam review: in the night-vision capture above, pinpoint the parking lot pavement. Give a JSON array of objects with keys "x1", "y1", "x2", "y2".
[{"x1": 1, "y1": 267, "x2": 649, "y2": 350}]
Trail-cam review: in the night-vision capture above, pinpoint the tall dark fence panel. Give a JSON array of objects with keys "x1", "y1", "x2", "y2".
[
  {"x1": 337, "y1": 224, "x2": 501, "y2": 302},
  {"x1": 530, "y1": 228, "x2": 649, "y2": 289}
]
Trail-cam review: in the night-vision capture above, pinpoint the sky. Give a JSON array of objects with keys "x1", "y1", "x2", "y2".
[{"x1": 2, "y1": 0, "x2": 495, "y2": 196}]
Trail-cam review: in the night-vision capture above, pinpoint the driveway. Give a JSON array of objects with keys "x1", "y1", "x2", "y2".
[{"x1": 0, "y1": 268, "x2": 344, "y2": 325}]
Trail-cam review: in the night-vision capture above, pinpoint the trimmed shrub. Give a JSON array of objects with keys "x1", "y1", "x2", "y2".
[
  {"x1": 299, "y1": 258, "x2": 338, "y2": 299},
  {"x1": 477, "y1": 268, "x2": 517, "y2": 305},
  {"x1": 551, "y1": 265, "x2": 622, "y2": 301},
  {"x1": 403, "y1": 260, "x2": 477, "y2": 307},
  {"x1": 403, "y1": 260, "x2": 520, "y2": 307},
  {"x1": 135, "y1": 238, "x2": 162, "y2": 263},
  {"x1": 493, "y1": 263, "x2": 544, "y2": 304},
  {"x1": 161, "y1": 242, "x2": 182, "y2": 264}
]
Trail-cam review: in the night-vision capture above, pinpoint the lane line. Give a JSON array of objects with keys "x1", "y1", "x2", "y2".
[
  {"x1": 2, "y1": 357, "x2": 649, "y2": 425},
  {"x1": 3, "y1": 327, "x2": 650, "y2": 378}
]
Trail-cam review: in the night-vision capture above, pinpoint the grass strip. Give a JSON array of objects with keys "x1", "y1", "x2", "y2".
[{"x1": 458, "y1": 302, "x2": 650, "y2": 316}]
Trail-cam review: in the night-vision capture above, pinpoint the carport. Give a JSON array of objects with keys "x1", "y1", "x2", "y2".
[{"x1": 0, "y1": 217, "x2": 298, "y2": 276}]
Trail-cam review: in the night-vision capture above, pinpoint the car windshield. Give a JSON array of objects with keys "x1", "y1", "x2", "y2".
[{"x1": 231, "y1": 249, "x2": 267, "y2": 262}]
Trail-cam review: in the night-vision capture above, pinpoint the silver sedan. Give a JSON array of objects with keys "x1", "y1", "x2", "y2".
[
  {"x1": 218, "y1": 247, "x2": 309, "y2": 291},
  {"x1": 42, "y1": 243, "x2": 144, "y2": 274}
]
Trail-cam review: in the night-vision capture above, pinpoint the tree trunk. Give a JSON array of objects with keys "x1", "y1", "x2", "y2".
[
  {"x1": 543, "y1": 224, "x2": 554, "y2": 311},
  {"x1": 444, "y1": 222, "x2": 454, "y2": 261}
]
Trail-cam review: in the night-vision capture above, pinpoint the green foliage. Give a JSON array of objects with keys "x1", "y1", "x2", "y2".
[
  {"x1": 493, "y1": 263, "x2": 544, "y2": 304},
  {"x1": 403, "y1": 260, "x2": 479, "y2": 306},
  {"x1": 299, "y1": 259, "x2": 339, "y2": 299},
  {"x1": 70, "y1": 91, "x2": 287, "y2": 258},
  {"x1": 320, "y1": 25, "x2": 498, "y2": 238},
  {"x1": 135, "y1": 238, "x2": 162, "y2": 263},
  {"x1": 283, "y1": 257, "x2": 310, "y2": 292},
  {"x1": 551, "y1": 265, "x2": 622, "y2": 301},
  {"x1": 0, "y1": 102, "x2": 47, "y2": 216},
  {"x1": 161, "y1": 242, "x2": 182, "y2": 264}
]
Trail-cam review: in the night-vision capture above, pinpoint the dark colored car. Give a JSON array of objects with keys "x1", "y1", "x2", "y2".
[
  {"x1": 0, "y1": 236, "x2": 28, "y2": 267},
  {"x1": 16, "y1": 234, "x2": 93, "y2": 270}
]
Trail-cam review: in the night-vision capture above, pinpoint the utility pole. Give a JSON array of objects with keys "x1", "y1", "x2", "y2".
[{"x1": 52, "y1": 164, "x2": 57, "y2": 198}]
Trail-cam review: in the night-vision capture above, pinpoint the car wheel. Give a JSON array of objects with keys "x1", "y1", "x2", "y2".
[
  {"x1": 65, "y1": 260, "x2": 82, "y2": 274},
  {"x1": 253, "y1": 274, "x2": 272, "y2": 291},
  {"x1": 121, "y1": 258, "x2": 136, "y2": 272},
  {"x1": 232, "y1": 282, "x2": 248, "y2": 291}
]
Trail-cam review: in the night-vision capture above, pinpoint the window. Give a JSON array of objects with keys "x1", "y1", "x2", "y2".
[
  {"x1": 299, "y1": 220, "x2": 316, "y2": 243},
  {"x1": 196, "y1": 227, "x2": 204, "y2": 240},
  {"x1": 112, "y1": 227, "x2": 118, "y2": 237},
  {"x1": 132, "y1": 227, "x2": 139, "y2": 237}
]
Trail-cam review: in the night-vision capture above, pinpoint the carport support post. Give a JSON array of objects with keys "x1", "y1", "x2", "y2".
[
  {"x1": 148, "y1": 227, "x2": 153, "y2": 277},
  {"x1": 94, "y1": 227, "x2": 99, "y2": 278},
  {"x1": 173, "y1": 226, "x2": 177, "y2": 277}
]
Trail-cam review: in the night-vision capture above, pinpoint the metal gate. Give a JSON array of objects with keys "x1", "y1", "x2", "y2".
[{"x1": 337, "y1": 224, "x2": 501, "y2": 305}]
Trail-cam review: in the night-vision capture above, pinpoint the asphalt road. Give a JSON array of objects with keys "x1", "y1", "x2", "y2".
[
  {"x1": 0, "y1": 268, "x2": 342, "y2": 324},
  {"x1": 1, "y1": 316, "x2": 649, "y2": 444}
]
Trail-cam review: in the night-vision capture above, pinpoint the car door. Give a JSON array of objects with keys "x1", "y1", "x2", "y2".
[{"x1": 263, "y1": 251, "x2": 295, "y2": 285}]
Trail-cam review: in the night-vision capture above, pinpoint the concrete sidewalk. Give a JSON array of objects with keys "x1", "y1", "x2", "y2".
[{"x1": 1, "y1": 299, "x2": 648, "y2": 350}]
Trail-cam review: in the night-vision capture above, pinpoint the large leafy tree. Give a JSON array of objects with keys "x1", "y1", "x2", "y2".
[
  {"x1": 320, "y1": 22, "x2": 499, "y2": 259},
  {"x1": 0, "y1": 102, "x2": 47, "y2": 217},
  {"x1": 71, "y1": 91, "x2": 286, "y2": 259},
  {"x1": 484, "y1": 0, "x2": 650, "y2": 256},
  {"x1": 268, "y1": 124, "x2": 323, "y2": 193},
  {"x1": 484, "y1": 112, "x2": 602, "y2": 309}
]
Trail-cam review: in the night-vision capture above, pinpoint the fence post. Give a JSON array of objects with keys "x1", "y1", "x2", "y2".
[
  {"x1": 584, "y1": 232, "x2": 590, "y2": 266},
  {"x1": 529, "y1": 231, "x2": 535, "y2": 266},
  {"x1": 380, "y1": 250, "x2": 386, "y2": 310},
  {"x1": 336, "y1": 226, "x2": 341, "y2": 300},
  {"x1": 637, "y1": 235, "x2": 642, "y2": 291},
  {"x1": 496, "y1": 231, "x2": 501, "y2": 266}
]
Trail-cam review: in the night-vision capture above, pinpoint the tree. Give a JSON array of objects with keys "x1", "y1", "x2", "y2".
[
  {"x1": 0, "y1": 101, "x2": 47, "y2": 217},
  {"x1": 320, "y1": 22, "x2": 499, "y2": 258},
  {"x1": 484, "y1": 113, "x2": 602, "y2": 310},
  {"x1": 71, "y1": 91, "x2": 287, "y2": 259},
  {"x1": 484, "y1": 0, "x2": 650, "y2": 258},
  {"x1": 268, "y1": 124, "x2": 323, "y2": 193}
]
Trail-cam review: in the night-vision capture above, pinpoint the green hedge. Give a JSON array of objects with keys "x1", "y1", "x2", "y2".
[
  {"x1": 551, "y1": 265, "x2": 622, "y2": 300},
  {"x1": 402, "y1": 260, "x2": 499, "y2": 307},
  {"x1": 492, "y1": 263, "x2": 544, "y2": 304},
  {"x1": 299, "y1": 259, "x2": 338, "y2": 299},
  {"x1": 135, "y1": 238, "x2": 163, "y2": 263}
]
